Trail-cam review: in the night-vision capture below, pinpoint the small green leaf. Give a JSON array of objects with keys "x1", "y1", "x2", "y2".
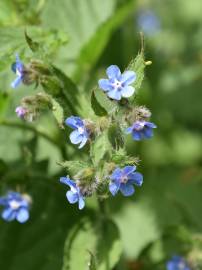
[
  {"x1": 24, "y1": 30, "x2": 40, "y2": 52},
  {"x1": 62, "y1": 218, "x2": 122, "y2": 270},
  {"x1": 90, "y1": 131, "x2": 111, "y2": 166},
  {"x1": 58, "y1": 160, "x2": 90, "y2": 176},
  {"x1": 128, "y1": 52, "x2": 145, "y2": 93},
  {"x1": 92, "y1": 88, "x2": 118, "y2": 115},
  {"x1": 91, "y1": 90, "x2": 107, "y2": 116},
  {"x1": 51, "y1": 98, "x2": 64, "y2": 128}
]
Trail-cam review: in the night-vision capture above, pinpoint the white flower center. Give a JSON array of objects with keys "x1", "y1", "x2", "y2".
[
  {"x1": 112, "y1": 79, "x2": 122, "y2": 89},
  {"x1": 9, "y1": 200, "x2": 21, "y2": 210},
  {"x1": 121, "y1": 176, "x2": 128, "y2": 183},
  {"x1": 78, "y1": 126, "x2": 84, "y2": 134}
]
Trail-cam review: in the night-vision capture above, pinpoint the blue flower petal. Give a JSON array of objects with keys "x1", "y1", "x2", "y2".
[
  {"x1": 98, "y1": 79, "x2": 112, "y2": 91},
  {"x1": 132, "y1": 130, "x2": 142, "y2": 140},
  {"x1": 120, "y1": 184, "x2": 135, "y2": 196},
  {"x1": 121, "y1": 71, "x2": 136, "y2": 85},
  {"x1": 1, "y1": 207, "x2": 15, "y2": 221},
  {"x1": 65, "y1": 116, "x2": 83, "y2": 129},
  {"x1": 128, "y1": 172, "x2": 143, "y2": 186},
  {"x1": 106, "y1": 65, "x2": 121, "y2": 79},
  {"x1": 66, "y1": 191, "x2": 78, "y2": 204},
  {"x1": 121, "y1": 86, "x2": 135, "y2": 98},
  {"x1": 11, "y1": 76, "x2": 22, "y2": 88},
  {"x1": 78, "y1": 136, "x2": 88, "y2": 149},
  {"x1": 143, "y1": 127, "x2": 153, "y2": 138},
  {"x1": 145, "y1": 122, "x2": 157, "y2": 128},
  {"x1": 107, "y1": 89, "x2": 122, "y2": 100},
  {"x1": 70, "y1": 130, "x2": 83, "y2": 144},
  {"x1": 109, "y1": 182, "x2": 120, "y2": 196},
  {"x1": 78, "y1": 197, "x2": 85, "y2": 210},
  {"x1": 60, "y1": 177, "x2": 77, "y2": 189},
  {"x1": 16, "y1": 207, "x2": 29, "y2": 223},
  {"x1": 123, "y1": 166, "x2": 136, "y2": 176},
  {"x1": 125, "y1": 126, "x2": 133, "y2": 134},
  {"x1": 110, "y1": 168, "x2": 122, "y2": 181}
]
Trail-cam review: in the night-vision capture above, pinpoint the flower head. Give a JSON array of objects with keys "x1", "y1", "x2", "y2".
[
  {"x1": 60, "y1": 177, "x2": 85, "y2": 210},
  {"x1": 11, "y1": 54, "x2": 25, "y2": 88},
  {"x1": 126, "y1": 120, "x2": 157, "y2": 141},
  {"x1": 15, "y1": 106, "x2": 28, "y2": 119},
  {"x1": 109, "y1": 166, "x2": 143, "y2": 196},
  {"x1": 98, "y1": 65, "x2": 136, "y2": 101},
  {"x1": 65, "y1": 116, "x2": 90, "y2": 149},
  {"x1": 0, "y1": 191, "x2": 31, "y2": 223},
  {"x1": 166, "y1": 256, "x2": 191, "y2": 270}
]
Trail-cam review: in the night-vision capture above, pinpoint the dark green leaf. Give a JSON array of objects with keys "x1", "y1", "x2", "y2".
[
  {"x1": 92, "y1": 88, "x2": 118, "y2": 115},
  {"x1": 91, "y1": 90, "x2": 107, "y2": 116},
  {"x1": 62, "y1": 217, "x2": 122, "y2": 270}
]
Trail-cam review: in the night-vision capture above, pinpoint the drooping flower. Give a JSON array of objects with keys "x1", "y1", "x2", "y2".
[
  {"x1": 60, "y1": 177, "x2": 85, "y2": 210},
  {"x1": 109, "y1": 166, "x2": 143, "y2": 196},
  {"x1": 125, "y1": 120, "x2": 157, "y2": 141},
  {"x1": 0, "y1": 191, "x2": 31, "y2": 223},
  {"x1": 98, "y1": 65, "x2": 136, "y2": 101},
  {"x1": 15, "y1": 106, "x2": 28, "y2": 119},
  {"x1": 166, "y1": 256, "x2": 191, "y2": 270},
  {"x1": 11, "y1": 54, "x2": 25, "y2": 88},
  {"x1": 65, "y1": 116, "x2": 90, "y2": 149}
]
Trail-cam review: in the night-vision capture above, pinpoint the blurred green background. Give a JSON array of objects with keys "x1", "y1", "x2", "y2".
[{"x1": 0, "y1": 0, "x2": 202, "y2": 269}]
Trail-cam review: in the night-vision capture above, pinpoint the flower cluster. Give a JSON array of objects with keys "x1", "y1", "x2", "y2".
[
  {"x1": 5, "y1": 56, "x2": 156, "y2": 218},
  {"x1": 166, "y1": 256, "x2": 191, "y2": 270},
  {"x1": 0, "y1": 191, "x2": 31, "y2": 223}
]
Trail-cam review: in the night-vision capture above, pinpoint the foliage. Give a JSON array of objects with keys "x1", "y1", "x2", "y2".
[{"x1": 0, "y1": 0, "x2": 202, "y2": 270}]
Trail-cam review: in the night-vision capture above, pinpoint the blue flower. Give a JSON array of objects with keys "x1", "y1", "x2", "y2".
[
  {"x1": 137, "y1": 10, "x2": 160, "y2": 36},
  {"x1": 65, "y1": 116, "x2": 90, "y2": 149},
  {"x1": 166, "y1": 256, "x2": 191, "y2": 270},
  {"x1": 125, "y1": 120, "x2": 157, "y2": 141},
  {"x1": 0, "y1": 191, "x2": 30, "y2": 223},
  {"x1": 11, "y1": 54, "x2": 25, "y2": 88},
  {"x1": 109, "y1": 166, "x2": 143, "y2": 196},
  {"x1": 98, "y1": 65, "x2": 136, "y2": 101},
  {"x1": 60, "y1": 177, "x2": 85, "y2": 210}
]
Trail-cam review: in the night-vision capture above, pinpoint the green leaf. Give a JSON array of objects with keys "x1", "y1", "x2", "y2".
[
  {"x1": 74, "y1": 0, "x2": 136, "y2": 81},
  {"x1": 58, "y1": 160, "x2": 90, "y2": 176},
  {"x1": 91, "y1": 90, "x2": 107, "y2": 116},
  {"x1": 24, "y1": 30, "x2": 40, "y2": 53},
  {"x1": 90, "y1": 131, "x2": 111, "y2": 166},
  {"x1": 62, "y1": 218, "x2": 122, "y2": 270},
  {"x1": 127, "y1": 52, "x2": 145, "y2": 93},
  {"x1": 92, "y1": 88, "x2": 118, "y2": 115},
  {"x1": 51, "y1": 98, "x2": 64, "y2": 128}
]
